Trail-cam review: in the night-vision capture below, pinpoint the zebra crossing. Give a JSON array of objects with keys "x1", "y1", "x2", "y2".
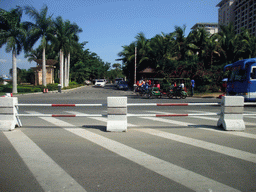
[{"x1": 1, "y1": 109, "x2": 256, "y2": 191}]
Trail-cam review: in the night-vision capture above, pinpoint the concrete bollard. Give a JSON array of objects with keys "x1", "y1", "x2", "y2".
[
  {"x1": 107, "y1": 97, "x2": 127, "y2": 132},
  {"x1": 0, "y1": 97, "x2": 21, "y2": 131},
  {"x1": 217, "y1": 96, "x2": 245, "y2": 131}
]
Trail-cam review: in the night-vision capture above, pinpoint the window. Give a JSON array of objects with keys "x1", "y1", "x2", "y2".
[{"x1": 251, "y1": 67, "x2": 256, "y2": 80}]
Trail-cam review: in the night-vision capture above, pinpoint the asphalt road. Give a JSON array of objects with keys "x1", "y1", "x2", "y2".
[{"x1": 1, "y1": 84, "x2": 256, "y2": 192}]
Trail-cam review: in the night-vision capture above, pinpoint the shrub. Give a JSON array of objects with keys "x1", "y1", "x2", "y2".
[
  {"x1": 69, "y1": 81, "x2": 78, "y2": 86},
  {"x1": 46, "y1": 83, "x2": 58, "y2": 91},
  {"x1": 3, "y1": 86, "x2": 12, "y2": 93},
  {"x1": 17, "y1": 87, "x2": 33, "y2": 93},
  {"x1": 33, "y1": 88, "x2": 42, "y2": 92}
]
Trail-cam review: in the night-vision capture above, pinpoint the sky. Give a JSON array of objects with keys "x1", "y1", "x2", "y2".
[{"x1": 0, "y1": 0, "x2": 220, "y2": 76}]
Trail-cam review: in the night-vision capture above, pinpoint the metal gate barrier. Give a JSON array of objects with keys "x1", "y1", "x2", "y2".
[{"x1": 1, "y1": 96, "x2": 255, "y2": 132}]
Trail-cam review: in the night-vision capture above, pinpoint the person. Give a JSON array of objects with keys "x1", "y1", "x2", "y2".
[
  {"x1": 191, "y1": 79, "x2": 195, "y2": 97},
  {"x1": 222, "y1": 81, "x2": 227, "y2": 93},
  {"x1": 180, "y1": 80, "x2": 184, "y2": 90},
  {"x1": 155, "y1": 81, "x2": 160, "y2": 89},
  {"x1": 148, "y1": 79, "x2": 151, "y2": 86}
]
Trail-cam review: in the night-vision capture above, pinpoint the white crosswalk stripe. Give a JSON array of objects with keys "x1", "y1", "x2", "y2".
[
  {"x1": 3, "y1": 129, "x2": 86, "y2": 192},
  {"x1": 136, "y1": 128, "x2": 256, "y2": 163},
  {"x1": 147, "y1": 110, "x2": 256, "y2": 139},
  {"x1": 9, "y1": 110, "x2": 256, "y2": 191},
  {"x1": 23, "y1": 112, "x2": 240, "y2": 192}
]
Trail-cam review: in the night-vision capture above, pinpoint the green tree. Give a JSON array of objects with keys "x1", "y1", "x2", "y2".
[
  {"x1": 235, "y1": 28, "x2": 256, "y2": 59},
  {"x1": 217, "y1": 23, "x2": 238, "y2": 63},
  {"x1": 112, "y1": 63, "x2": 121, "y2": 70},
  {"x1": 24, "y1": 5, "x2": 54, "y2": 86},
  {"x1": 53, "y1": 16, "x2": 82, "y2": 87},
  {"x1": 149, "y1": 32, "x2": 175, "y2": 74},
  {"x1": 0, "y1": 7, "x2": 26, "y2": 93}
]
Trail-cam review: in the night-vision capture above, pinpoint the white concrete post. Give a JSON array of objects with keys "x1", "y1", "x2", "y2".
[
  {"x1": 0, "y1": 97, "x2": 21, "y2": 131},
  {"x1": 217, "y1": 96, "x2": 245, "y2": 131},
  {"x1": 107, "y1": 97, "x2": 127, "y2": 132}
]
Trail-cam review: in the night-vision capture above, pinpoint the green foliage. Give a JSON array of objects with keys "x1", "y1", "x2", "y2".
[
  {"x1": 118, "y1": 24, "x2": 256, "y2": 93},
  {"x1": 69, "y1": 81, "x2": 77, "y2": 85},
  {"x1": 46, "y1": 83, "x2": 58, "y2": 91}
]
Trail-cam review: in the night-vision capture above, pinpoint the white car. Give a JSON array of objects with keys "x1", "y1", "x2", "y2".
[{"x1": 95, "y1": 79, "x2": 106, "y2": 87}]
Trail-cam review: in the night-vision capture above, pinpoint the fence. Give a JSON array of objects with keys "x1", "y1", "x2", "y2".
[{"x1": 0, "y1": 95, "x2": 255, "y2": 132}]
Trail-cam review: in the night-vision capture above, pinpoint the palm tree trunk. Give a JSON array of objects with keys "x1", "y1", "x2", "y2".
[
  {"x1": 42, "y1": 47, "x2": 47, "y2": 86},
  {"x1": 12, "y1": 49, "x2": 17, "y2": 94},
  {"x1": 60, "y1": 49, "x2": 64, "y2": 88},
  {"x1": 67, "y1": 52, "x2": 70, "y2": 87},
  {"x1": 64, "y1": 56, "x2": 68, "y2": 87}
]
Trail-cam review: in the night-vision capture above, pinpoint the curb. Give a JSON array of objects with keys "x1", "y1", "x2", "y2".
[{"x1": 12, "y1": 85, "x2": 90, "y2": 96}]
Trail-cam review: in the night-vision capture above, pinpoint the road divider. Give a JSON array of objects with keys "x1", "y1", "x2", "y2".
[{"x1": 0, "y1": 96, "x2": 255, "y2": 131}]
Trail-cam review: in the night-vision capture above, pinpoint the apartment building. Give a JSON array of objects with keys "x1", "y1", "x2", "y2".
[
  {"x1": 191, "y1": 23, "x2": 218, "y2": 35},
  {"x1": 217, "y1": 0, "x2": 256, "y2": 37}
]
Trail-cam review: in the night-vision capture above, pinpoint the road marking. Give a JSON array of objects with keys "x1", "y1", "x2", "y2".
[
  {"x1": 30, "y1": 113, "x2": 240, "y2": 192},
  {"x1": 147, "y1": 110, "x2": 256, "y2": 139},
  {"x1": 3, "y1": 129, "x2": 86, "y2": 192},
  {"x1": 65, "y1": 111, "x2": 137, "y2": 127},
  {"x1": 136, "y1": 128, "x2": 256, "y2": 164},
  {"x1": 187, "y1": 110, "x2": 256, "y2": 126}
]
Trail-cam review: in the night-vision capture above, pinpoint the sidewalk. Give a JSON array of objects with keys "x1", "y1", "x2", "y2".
[{"x1": 193, "y1": 92, "x2": 224, "y2": 98}]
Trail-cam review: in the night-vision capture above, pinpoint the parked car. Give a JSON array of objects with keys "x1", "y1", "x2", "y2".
[
  {"x1": 117, "y1": 81, "x2": 128, "y2": 90},
  {"x1": 94, "y1": 79, "x2": 106, "y2": 87},
  {"x1": 114, "y1": 78, "x2": 124, "y2": 86},
  {"x1": 84, "y1": 80, "x2": 91, "y2": 85}
]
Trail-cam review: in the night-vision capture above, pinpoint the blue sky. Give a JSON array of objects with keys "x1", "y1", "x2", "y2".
[{"x1": 0, "y1": 0, "x2": 220, "y2": 76}]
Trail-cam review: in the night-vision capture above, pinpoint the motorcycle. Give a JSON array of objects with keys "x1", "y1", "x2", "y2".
[
  {"x1": 168, "y1": 86, "x2": 187, "y2": 99},
  {"x1": 144, "y1": 87, "x2": 162, "y2": 99}
]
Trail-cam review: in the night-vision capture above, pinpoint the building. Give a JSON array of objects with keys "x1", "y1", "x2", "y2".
[
  {"x1": 32, "y1": 59, "x2": 57, "y2": 86},
  {"x1": 216, "y1": 0, "x2": 236, "y2": 27},
  {"x1": 191, "y1": 23, "x2": 218, "y2": 35},
  {"x1": 217, "y1": 0, "x2": 256, "y2": 36}
]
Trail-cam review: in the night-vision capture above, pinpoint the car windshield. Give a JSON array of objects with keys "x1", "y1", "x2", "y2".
[{"x1": 96, "y1": 80, "x2": 103, "y2": 82}]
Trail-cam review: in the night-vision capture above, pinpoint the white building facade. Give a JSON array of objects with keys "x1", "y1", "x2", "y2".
[
  {"x1": 217, "y1": 0, "x2": 256, "y2": 37},
  {"x1": 191, "y1": 23, "x2": 218, "y2": 35}
]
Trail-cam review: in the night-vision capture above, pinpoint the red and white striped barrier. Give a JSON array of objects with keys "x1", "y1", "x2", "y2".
[
  {"x1": 127, "y1": 103, "x2": 220, "y2": 106},
  {"x1": 127, "y1": 113, "x2": 219, "y2": 117},
  {"x1": 17, "y1": 114, "x2": 106, "y2": 117},
  {"x1": 18, "y1": 104, "x2": 104, "y2": 107},
  {"x1": 1, "y1": 96, "x2": 253, "y2": 132}
]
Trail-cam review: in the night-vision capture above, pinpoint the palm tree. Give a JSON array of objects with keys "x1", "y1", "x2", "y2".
[
  {"x1": 118, "y1": 42, "x2": 136, "y2": 82},
  {"x1": 65, "y1": 22, "x2": 82, "y2": 87},
  {"x1": 173, "y1": 25, "x2": 189, "y2": 61},
  {"x1": 235, "y1": 29, "x2": 256, "y2": 60},
  {"x1": 53, "y1": 16, "x2": 82, "y2": 87},
  {"x1": 135, "y1": 32, "x2": 151, "y2": 70},
  {"x1": 149, "y1": 32, "x2": 175, "y2": 71},
  {"x1": 24, "y1": 5, "x2": 54, "y2": 86},
  {"x1": 0, "y1": 7, "x2": 26, "y2": 93},
  {"x1": 217, "y1": 23, "x2": 238, "y2": 63}
]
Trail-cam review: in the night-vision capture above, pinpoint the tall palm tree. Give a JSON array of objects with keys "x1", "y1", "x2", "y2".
[
  {"x1": 235, "y1": 29, "x2": 256, "y2": 60},
  {"x1": 149, "y1": 32, "x2": 175, "y2": 71},
  {"x1": 53, "y1": 16, "x2": 70, "y2": 88},
  {"x1": 52, "y1": 16, "x2": 81, "y2": 87},
  {"x1": 68, "y1": 25, "x2": 82, "y2": 86},
  {"x1": 0, "y1": 7, "x2": 26, "y2": 93},
  {"x1": 217, "y1": 23, "x2": 238, "y2": 63},
  {"x1": 24, "y1": 5, "x2": 54, "y2": 86},
  {"x1": 135, "y1": 32, "x2": 151, "y2": 70},
  {"x1": 173, "y1": 25, "x2": 189, "y2": 61}
]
